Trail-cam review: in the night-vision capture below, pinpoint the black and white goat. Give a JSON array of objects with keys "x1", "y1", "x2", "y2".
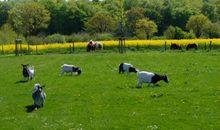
[
  {"x1": 119, "y1": 63, "x2": 138, "y2": 74},
  {"x1": 137, "y1": 71, "x2": 168, "y2": 87},
  {"x1": 22, "y1": 64, "x2": 34, "y2": 80},
  {"x1": 61, "y1": 64, "x2": 82, "y2": 76},
  {"x1": 32, "y1": 83, "x2": 46, "y2": 108}
]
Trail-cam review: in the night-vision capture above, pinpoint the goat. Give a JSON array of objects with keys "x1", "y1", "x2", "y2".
[
  {"x1": 32, "y1": 83, "x2": 46, "y2": 108},
  {"x1": 61, "y1": 64, "x2": 82, "y2": 76},
  {"x1": 170, "y1": 43, "x2": 182, "y2": 50},
  {"x1": 22, "y1": 64, "x2": 34, "y2": 80},
  {"x1": 186, "y1": 43, "x2": 198, "y2": 50},
  {"x1": 87, "y1": 40, "x2": 103, "y2": 52},
  {"x1": 137, "y1": 71, "x2": 168, "y2": 87},
  {"x1": 119, "y1": 63, "x2": 138, "y2": 74}
]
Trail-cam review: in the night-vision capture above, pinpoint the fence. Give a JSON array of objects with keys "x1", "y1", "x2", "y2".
[{"x1": 0, "y1": 39, "x2": 220, "y2": 55}]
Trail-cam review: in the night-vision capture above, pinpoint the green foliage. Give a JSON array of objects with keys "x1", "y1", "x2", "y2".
[
  {"x1": 0, "y1": 52, "x2": 220, "y2": 129},
  {"x1": 94, "y1": 33, "x2": 114, "y2": 41},
  {"x1": 186, "y1": 14, "x2": 212, "y2": 38},
  {"x1": 8, "y1": 2, "x2": 50, "y2": 37},
  {"x1": 0, "y1": 24, "x2": 17, "y2": 44},
  {"x1": 66, "y1": 33, "x2": 91, "y2": 42},
  {"x1": 44, "y1": 33, "x2": 66, "y2": 43},
  {"x1": 86, "y1": 12, "x2": 116, "y2": 33},
  {"x1": 0, "y1": 2, "x2": 11, "y2": 28},
  {"x1": 27, "y1": 36, "x2": 44, "y2": 45},
  {"x1": 184, "y1": 30, "x2": 196, "y2": 39},
  {"x1": 126, "y1": 7, "x2": 145, "y2": 36},
  {"x1": 135, "y1": 18, "x2": 158, "y2": 39},
  {"x1": 201, "y1": 2, "x2": 219, "y2": 22},
  {"x1": 0, "y1": 0, "x2": 220, "y2": 40},
  {"x1": 164, "y1": 26, "x2": 195, "y2": 39},
  {"x1": 205, "y1": 21, "x2": 220, "y2": 38}
]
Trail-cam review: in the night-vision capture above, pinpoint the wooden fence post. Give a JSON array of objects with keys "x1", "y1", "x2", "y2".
[
  {"x1": 15, "y1": 40, "x2": 18, "y2": 56},
  {"x1": 1, "y1": 44, "x2": 4, "y2": 55},
  {"x1": 20, "y1": 42, "x2": 22, "y2": 55},
  {"x1": 118, "y1": 38, "x2": 126, "y2": 53},
  {"x1": 15, "y1": 39, "x2": 22, "y2": 56},
  {"x1": 119, "y1": 38, "x2": 122, "y2": 53},
  {"x1": 69, "y1": 45, "x2": 72, "y2": 53},
  {"x1": 72, "y1": 42, "x2": 75, "y2": 53},
  {"x1": 209, "y1": 41, "x2": 212, "y2": 51},
  {"x1": 36, "y1": 45, "x2": 38, "y2": 54},
  {"x1": 123, "y1": 38, "x2": 126, "y2": 53},
  {"x1": 136, "y1": 43, "x2": 139, "y2": 50},
  {"x1": 165, "y1": 41, "x2": 167, "y2": 51}
]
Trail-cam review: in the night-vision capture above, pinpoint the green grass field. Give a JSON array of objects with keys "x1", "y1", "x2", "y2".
[{"x1": 0, "y1": 51, "x2": 220, "y2": 130}]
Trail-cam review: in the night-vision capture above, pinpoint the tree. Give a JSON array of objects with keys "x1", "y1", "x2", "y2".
[
  {"x1": 163, "y1": 25, "x2": 175, "y2": 39},
  {"x1": 186, "y1": 14, "x2": 212, "y2": 38},
  {"x1": 0, "y1": 2, "x2": 11, "y2": 28},
  {"x1": 86, "y1": 12, "x2": 115, "y2": 33},
  {"x1": 123, "y1": 0, "x2": 141, "y2": 10},
  {"x1": 161, "y1": 0, "x2": 173, "y2": 32},
  {"x1": 8, "y1": 2, "x2": 50, "y2": 38},
  {"x1": 126, "y1": 7, "x2": 145, "y2": 36},
  {"x1": 0, "y1": 23, "x2": 17, "y2": 44},
  {"x1": 201, "y1": 2, "x2": 219, "y2": 22},
  {"x1": 135, "y1": 18, "x2": 158, "y2": 39},
  {"x1": 204, "y1": 21, "x2": 220, "y2": 38},
  {"x1": 172, "y1": 7, "x2": 194, "y2": 30},
  {"x1": 103, "y1": 0, "x2": 126, "y2": 36},
  {"x1": 164, "y1": 26, "x2": 187, "y2": 39}
]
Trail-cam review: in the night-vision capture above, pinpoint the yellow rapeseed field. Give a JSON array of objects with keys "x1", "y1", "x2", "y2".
[{"x1": 1, "y1": 39, "x2": 220, "y2": 53}]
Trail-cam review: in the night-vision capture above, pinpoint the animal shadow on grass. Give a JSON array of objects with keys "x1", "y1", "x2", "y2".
[
  {"x1": 135, "y1": 84, "x2": 161, "y2": 89},
  {"x1": 15, "y1": 80, "x2": 28, "y2": 84},
  {"x1": 25, "y1": 104, "x2": 36, "y2": 113}
]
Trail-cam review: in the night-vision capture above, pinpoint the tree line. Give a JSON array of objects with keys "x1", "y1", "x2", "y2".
[{"x1": 0, "y1": 0, "x2": 220, "y2": 44}]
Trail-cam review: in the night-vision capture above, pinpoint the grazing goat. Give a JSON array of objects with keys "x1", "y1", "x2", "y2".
[
  {"x1": 87, "y1": 40, "x2": 95, "y2": 52},
  {"x1": 61, "y1": 64, "x2": 82, "y2": 76},
  {"x1": 137, "y1": 71, "x2": 168, "y2": 87},
  {"x1": 94, "y1": 42, "x2": 103, "y2": 50},
  {"x1": 186, "y1": 43, "x2": 198, "y2": 50},
  {"x1": 170, "y1": 43, "x2": 182, "y2": 50},
  {"x1": 32, "y1": 83, "x2": 46, "y2": 108},
  {"x1": 87, "y1": 40, "x2": 103, "y2": 52},
  {"x1": 22, "y1": 64, "x2": 34, "y2": 80},
  {"x1": 119, "y1": 63, "x2": 138, "y2": 74}
]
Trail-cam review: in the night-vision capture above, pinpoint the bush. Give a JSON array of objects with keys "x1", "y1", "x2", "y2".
[
  {"x1": 135, "y1": 30, "x2": 147, "y2": 39},
  {"x1": 94, "y1": 33, "x2": 114, "y2": 41},
  {"x1": 66, "y1": 33, "x2": 91, "y2": 42},
  {"x1": 44, "y1": 34, "x2": 66, "y2": 43},
  {"x1": 0, "y1": 24, "x2": 18, "y2": 44},
  {"x1": 151, "y1": 36, "x2": 166, "y2": 40},
  {"x1": 184, "y1": 30, "x2": 196, "y2": 39},
  {"x1": 164, "y1": 26, "x2": 196, "y2": 39},
  {"x1": 27, "y1": 36, "x2": 44, "y2": 45}
]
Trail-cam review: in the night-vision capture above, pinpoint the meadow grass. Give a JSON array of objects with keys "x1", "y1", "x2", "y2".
[{"x1": 0, "y1": 51, "x2": 220, "y2": 130}]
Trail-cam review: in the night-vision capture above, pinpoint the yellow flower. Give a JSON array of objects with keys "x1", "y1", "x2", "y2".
[{"x1": 1, "y1": 39, "x2": 220, "y2": 53}]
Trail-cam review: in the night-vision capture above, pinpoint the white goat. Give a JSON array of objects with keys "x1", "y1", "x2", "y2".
[
  {"x1": 61, "y1": 64, "x2": 82, "y2": 76},
  {"x1": 119, "y1": 63, "x2": 138, "y2": 74},
  {"x1": 32, "y1": 83, "x2": 46, "y2": 108},
  {"x1": 137, "y1": 71, "x2": 168, "y2": 87},
  {"x1": 22, "y1": 64, "x2": 35, "y2": 80}
]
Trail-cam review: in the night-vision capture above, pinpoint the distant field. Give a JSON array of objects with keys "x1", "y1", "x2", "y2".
[
  {"x1": 0, "y1": 52, "x2": 220, "y2": 129},
  {"x1": 1, "y1": 39, "x2": 220, "y2": 54}
]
